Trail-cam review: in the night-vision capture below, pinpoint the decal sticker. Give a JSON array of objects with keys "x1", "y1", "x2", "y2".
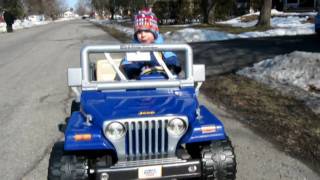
[
  {"x1": 139, "y1": 111, "x2": 155, "y2": 116},
  {"x1": 201, "y1": 126, "x2": 217, "y2": 134},
  {"x1": 138, "y1": 165, "x2": 162, "y2": 179}
]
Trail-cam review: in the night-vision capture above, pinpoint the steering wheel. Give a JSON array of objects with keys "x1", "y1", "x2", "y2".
[{"x1": 140, "y1": 66, "x2": 166, "y2": 76}]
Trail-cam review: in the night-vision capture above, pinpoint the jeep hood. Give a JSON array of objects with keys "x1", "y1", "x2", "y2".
[{"x1": 81, "y1": 90, "x2": 197, "y2": 123}]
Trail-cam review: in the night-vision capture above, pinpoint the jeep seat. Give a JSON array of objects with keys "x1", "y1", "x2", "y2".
[{"x1": 96, "y1": 58, "x2": 122, "y2": 81}]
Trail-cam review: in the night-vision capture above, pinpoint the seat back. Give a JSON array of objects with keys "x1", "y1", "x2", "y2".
[{"x1": 96, "y1": 58, "x2": 122, "y2": 81}]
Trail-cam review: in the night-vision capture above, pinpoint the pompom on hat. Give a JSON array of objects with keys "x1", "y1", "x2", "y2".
[{"x1": 134, "y1": 8, "x2": 159, "y2": 40}]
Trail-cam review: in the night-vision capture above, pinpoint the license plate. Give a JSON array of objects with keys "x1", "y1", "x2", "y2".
[{"x1": 138, "y1": 165, "x2": 162, "y2": 179}]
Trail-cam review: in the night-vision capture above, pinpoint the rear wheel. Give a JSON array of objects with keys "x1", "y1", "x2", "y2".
[
  {"x1": 201, "y1": 140, "x2": 237, "y2": 180},
  {"x1": 48, "y1": 142, "x2": 89, "y2": 180}
]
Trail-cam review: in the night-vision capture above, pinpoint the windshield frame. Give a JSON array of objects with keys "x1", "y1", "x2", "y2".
[{"x1": 80, "y1": 44, "x2": 194, "y2": 91}]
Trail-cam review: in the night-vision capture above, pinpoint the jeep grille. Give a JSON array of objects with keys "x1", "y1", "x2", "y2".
[
  {"x1": 104, "y1": 116, "x2": 188, "y2": 159},
  {"x1": 125, "y1": 119, "x2": 168, "y2": 156}
]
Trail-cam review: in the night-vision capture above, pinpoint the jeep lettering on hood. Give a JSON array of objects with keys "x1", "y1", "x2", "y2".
[{"x1": 81, "y1": 89, "x2": 197, "y2": 122}]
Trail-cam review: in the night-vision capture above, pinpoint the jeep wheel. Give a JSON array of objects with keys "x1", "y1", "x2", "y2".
[
  {"x1": 48, "y1": 142, "x2": 89, "y2": 180},
  {"x1": 71, "y1": 100, "x2": 80, "y2": 114},
  {"x1": 201, "y1": 140, "x2": 236, "y2": 180}
]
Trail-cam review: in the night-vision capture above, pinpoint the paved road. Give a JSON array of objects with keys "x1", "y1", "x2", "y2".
[
  {"x1": 191, "y1": 34, "x2": 320, "y2": 75},
  {"x1": 0, "y1": 20, "x2": 318, "y2": 180},
  {"x1": 0, "y1": 20, "x2": 119, "y2": 180}
]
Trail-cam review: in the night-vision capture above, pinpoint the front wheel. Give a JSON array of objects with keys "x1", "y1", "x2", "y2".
[
  {"x1": 201, "y1": 140, "x2": 237, "y2": 180},
  {"x1": 70, "y1": 100, "x2": 80, "y2": 114},
  {"x1": 48, "y1": 142, "x2": 89, "y2": 180}
]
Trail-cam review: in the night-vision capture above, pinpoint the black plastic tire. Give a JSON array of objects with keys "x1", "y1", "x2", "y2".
[
  {"x1": 48, "y1": 142, "x2": 89, "y2": 180},
  {"x1": 201, "y1": 140, "x2": 237, "y2": 180},
  {"x1": 70, "y1": 100, "x2": 80, "y2": 114}
]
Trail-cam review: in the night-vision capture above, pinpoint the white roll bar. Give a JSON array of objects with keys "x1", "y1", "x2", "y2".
[{"x1": 79, "y1": 44, "x2": 194, "y2": 90}]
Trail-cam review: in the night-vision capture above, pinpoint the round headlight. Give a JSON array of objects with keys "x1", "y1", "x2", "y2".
[
  {"x1": 105, "y1": 122, "x2": 126, "y2": 140},
  {"x1": 167, "y1": 118, "x2": 187, "y2": 136}
]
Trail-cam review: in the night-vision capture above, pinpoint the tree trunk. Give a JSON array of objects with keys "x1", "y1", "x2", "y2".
[
  {"x1": 208, "y1": 4, "x2": 217, "y2": 24},
  {"x1": 110, "y1": 9, "x2": 115, "y2": 20},
  {"x1": 201, "y1": 0, "x2": 215, "y2": 24},
  {"x1": 201, "y1": 0, "x2": 209, "y2": 24},
  {"x1": 256, "y1": 0, "x2": 272, "y2": 28}
]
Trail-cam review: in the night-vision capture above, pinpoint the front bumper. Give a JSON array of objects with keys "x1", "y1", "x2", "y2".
[{"x1": 95, "y1": 160, "x2": 201, "y2": 180}]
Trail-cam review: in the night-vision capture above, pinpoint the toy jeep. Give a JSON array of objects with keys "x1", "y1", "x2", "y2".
[
  {"x1": 316, "y1": 12, "x2": 320, "y2": 35},
  {"x1": 48, "y1": 44, "x2": 236, "y2": 180}
]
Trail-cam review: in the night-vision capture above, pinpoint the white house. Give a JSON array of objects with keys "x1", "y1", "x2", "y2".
[
  {"x1": 28, "y1": 15, "x2": 45, "y2": 22},
  {"x1": 64, "y1": 11, "x2": 75, "y2": 18}
]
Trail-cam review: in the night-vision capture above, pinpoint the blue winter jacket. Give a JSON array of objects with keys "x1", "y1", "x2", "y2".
[{"x1": 121, "y1": 33, "x2": 181, "y2": 79}]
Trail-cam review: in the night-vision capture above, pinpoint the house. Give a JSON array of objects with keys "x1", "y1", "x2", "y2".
[
  {"x1": 276, "y1": 0, "x2": 318, "y2": 11},
  {"x1": 28, "y1": 15, "x2": 45, "y2": 22},
  {"x1": 64, "y1": 11, "x2": 75, "y2": 18}
]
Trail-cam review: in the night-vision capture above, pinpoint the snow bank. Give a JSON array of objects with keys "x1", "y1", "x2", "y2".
[{"x1": 237, "y1": 51, "x2": 320, "y2": 114}]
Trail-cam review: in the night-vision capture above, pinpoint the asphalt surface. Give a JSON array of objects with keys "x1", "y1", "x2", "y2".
[
  {"x1": 0, "y1": 19, "x2": 318, "y2": 180},
  {"x1": 0, "y1": 20, "x2": 119, "y2": 180}
]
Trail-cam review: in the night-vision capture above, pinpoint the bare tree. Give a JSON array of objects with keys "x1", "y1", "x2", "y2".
[
  {"x1": 1, "y1": 0, "x2": 24, "y2": 17},
  {"x1": 23, "y1": 0, "x2": 66, "y2": 18},
  {"x1": 91, "y1": 0, "x2": 113, "y2": 18},
  {"x1": 91, "y1": 0, "x2": 123, "y2": 19},
  {"x1": 200, "y1": 0, "x2": 219, "y2": 24},
  {"x1": 24, "y1": 0, "x2": 44, "y2": 14},
  {"x1": 256, "y1": 0, "x2": 272, "y2": 28},
  {"x1": 75, "y1": 0, "x2": 90, "y2": 16}
]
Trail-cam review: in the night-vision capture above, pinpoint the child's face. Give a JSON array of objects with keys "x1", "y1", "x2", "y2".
[{"x1": 136, "y1": 30, "x2": 155, "y2": 44}]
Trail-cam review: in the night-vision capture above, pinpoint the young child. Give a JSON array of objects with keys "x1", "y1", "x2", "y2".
[{"x1": 121, "y1": 8, "x2": 181, "y2": 79}]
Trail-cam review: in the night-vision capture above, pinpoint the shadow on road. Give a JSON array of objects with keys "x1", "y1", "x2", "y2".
[{"x1": 190, "y1": 34, "x2": 320, "y2": 75}]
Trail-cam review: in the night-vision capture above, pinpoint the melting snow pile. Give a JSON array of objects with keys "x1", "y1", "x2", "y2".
[{"x1": 237, "y1": 51, "x2": 320, "y2": 114}]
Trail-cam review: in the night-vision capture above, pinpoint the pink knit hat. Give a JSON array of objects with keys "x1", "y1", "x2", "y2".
[{"x1": 134, "y1": 8, "x2": 159, "y2": 39}]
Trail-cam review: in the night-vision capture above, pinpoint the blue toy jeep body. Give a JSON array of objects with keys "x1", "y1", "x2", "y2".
[
  {"x1": 48, "y1": 44, "x2": 236, "y2": 180},
  {"x1": 65, "y1": 88, "x2": 225, "y2": 151},
  {"x1": 315, "y1": 12, "x2": 320, "y2": 34}
]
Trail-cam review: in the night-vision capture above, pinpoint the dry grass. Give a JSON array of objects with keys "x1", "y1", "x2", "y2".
[
  {"x1": 240, "y1": 15, "x2": 259, "y2": 22},
  {"x1": 305, "y1": 16, "x2": 315, "y2": 23},
  {"x1": 202, "y1": 74, "x2": 320, "y2": 174},
  {"x1": 94, "y1": 23, "x2": 131, "y2": 43},
  {"x1": 160, "y1": 23, "x2": 271, "y2": 34}
]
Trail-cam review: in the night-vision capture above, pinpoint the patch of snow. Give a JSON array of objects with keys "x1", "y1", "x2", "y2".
[
  {"x1": 238, "y1": 25, "x2": 314, "y2": 38},
  {"x1": 218, "y1": 17, "x2": 257, "y2": 28},
  {"x1": 0, "y1": 17, "x2": 76, "y2": 33},
  {"x1": 0, "y1": 22, "x2": 6, "y2": 33},
  {"x1": 164, "y1": 28, "x2": 237, "y2": 42},
  {"x1": 218, "y1": 9, "x2": 316, "y2": 28}
]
